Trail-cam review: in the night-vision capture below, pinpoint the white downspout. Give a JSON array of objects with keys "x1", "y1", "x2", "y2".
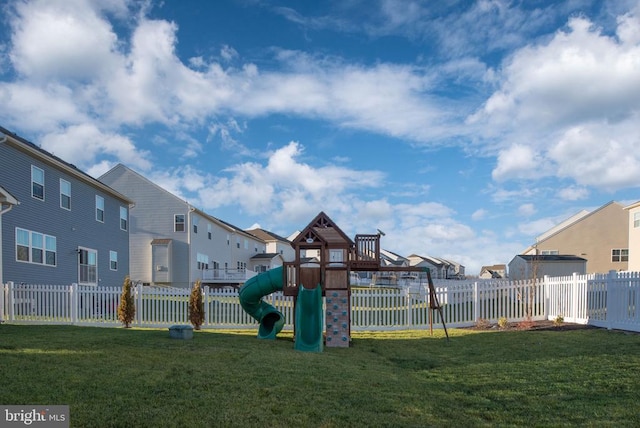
[{"x1": 188, "y1": 206, "x2": 195, "y2": 288}]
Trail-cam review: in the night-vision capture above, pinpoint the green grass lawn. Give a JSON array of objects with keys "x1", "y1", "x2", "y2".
[{"x1": 1, "y1": 325, "x2": 640, "y2": 427}]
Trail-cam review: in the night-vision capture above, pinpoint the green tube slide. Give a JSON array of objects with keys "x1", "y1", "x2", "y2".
[
  {"x1": 238, "y1": 266, "x2": 285, "y2": 340},
  {"x1": 294, "y1": 284, "x2": 324, "y2": 353}
]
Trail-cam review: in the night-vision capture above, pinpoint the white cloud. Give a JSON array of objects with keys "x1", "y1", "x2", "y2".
[
  {"x1": 40, "y1": 124, "x2": 152, "y2": 172},
  {"x1": 492, "y1": 144, "x2": 549, "y2": 182},
  {"x1": 557, "y1": 185, "x2": 589, "y2": 201},
  {"x1": 475, "y1": 12, "x2": 640, "y2": 192},
  {"x1": 471, "y1": 209, "x2": 487, "y2": 221},
  {"x1": 518, "y1": 203, "x2": 536, "y2": 217},
  {"x1": 8, "y1": 0, "x2": 121, "y2": 82}
]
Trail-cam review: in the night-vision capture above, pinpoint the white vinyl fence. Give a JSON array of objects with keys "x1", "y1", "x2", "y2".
[{"x1": 2, "y1": 270, "x2": 639, "y2": 332}]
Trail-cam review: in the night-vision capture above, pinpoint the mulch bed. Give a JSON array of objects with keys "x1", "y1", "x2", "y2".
[{"x1": 467, "y1": 320, "x2": 599, "y2": 332}]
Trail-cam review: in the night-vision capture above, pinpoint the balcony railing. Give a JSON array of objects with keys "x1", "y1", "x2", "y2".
[{"x1": 200, "y1": 269, "x2": 258, "y2": 283}]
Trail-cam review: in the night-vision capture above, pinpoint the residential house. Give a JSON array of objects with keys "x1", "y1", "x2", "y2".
[
  {"x1": 521, "y1": 201, "x2": 629, "y2": 274},
  {"x1": 246, "y1": 228, "x2": 295, "y2": 262},
  {"x1": 250, "y1": 252, "x2": 285, "y2": 273},
  {"x1": 380, "y1": 249, "x2": 410, "y2": 268},
  {"x1": 0, "y1": 127, "x2": 131, "y2": 286},
  {"x1": 99, "y1": 164, "x2": 266, "y2": 288},
  {"x1": 407, "y1": 254, "x2": 465, "y2": 279},
  {"x1": 407, "y1": 254, "x2": 447, "y2": 279},
  {"x1": 508, "y1": 255, "x2": 587, "y2": 281},
  {"x1": 625, "y1": 200, "x2": 640, "y2": 271},
  {"x1": 479, "y1": 264, "x2": 507, "y2": 279}
]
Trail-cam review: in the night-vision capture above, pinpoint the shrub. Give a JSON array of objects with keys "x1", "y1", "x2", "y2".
[
  {"x1": 189, "y1": 279, "x2": 205, "y2": 330},
  {"x1": 117, "y1": 276, "x2": 136, "y2": 328},
  {"x1": 554, "y1": 314, "x2": 564, "y2": 326},
  {"x1": 498, "y1": 317, "x2": 508, "y2": 329},
  {"x1": 475, "y1": 318, "x2": 491, "y2": 329}
]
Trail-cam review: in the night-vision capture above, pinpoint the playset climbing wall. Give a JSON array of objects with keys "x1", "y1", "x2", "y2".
[{"x1": 325, "y1": 289, "x2": 350, "y2": 347}]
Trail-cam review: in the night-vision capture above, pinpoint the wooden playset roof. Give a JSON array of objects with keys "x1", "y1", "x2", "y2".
[{"x1": 292, "y1": 211, "x2": 354, "y2": 248}]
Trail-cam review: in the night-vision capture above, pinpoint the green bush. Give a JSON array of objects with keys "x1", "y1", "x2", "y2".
[
  {"x1": 554, "y1": 314, "x2": 565, "y2": 326},
  {"x1": 498, "y1": 317, "x2": 508, "y2": 329},
  {"x1": 189, "y1": 279, "x2": 205, "y2": 330}
]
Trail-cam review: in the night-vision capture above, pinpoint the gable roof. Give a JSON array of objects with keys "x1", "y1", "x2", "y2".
[
  {"x1": 292, "y1": 211, "x2": 354, "y2": 247},
  {"x1": 246, "y1": 228, "x2": 290, "y2": 243},
  {"x1": 625, "y1": 200, "x2": 640, "y2": 210},
  {"x1": 1, "y1": 126, "x2": 132, "y2": 204},
  {"x1": 525, "y1": 201, "x2": 622, "y2": 252},
  {"x1": 0, "y1": 185, "x2": 19, "y2": 206},
  {"x1": 101, "y1": 164, "x2": 261, "y2": 242},
  {"x1": 250, "y1": 253, "x2": 282, "y2": 261}
]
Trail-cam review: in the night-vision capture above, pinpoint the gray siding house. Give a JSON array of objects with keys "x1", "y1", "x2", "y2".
[
  {"x1": 99, "y1": 164, "x2": 266, "y2": 288},
  {"x1": 0, "y1": 127, "x2": 131, "y2": 286},
  {"x1": 508, "y1": 255, "x2": 587, "y2": 281}
]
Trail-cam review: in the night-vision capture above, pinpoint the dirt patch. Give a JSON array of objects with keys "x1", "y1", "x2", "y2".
[{"x1": 466, "y1": 320, "x2": 598, "y2": 332}]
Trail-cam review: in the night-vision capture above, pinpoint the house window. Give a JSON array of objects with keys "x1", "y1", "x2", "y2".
[
  {"x1": 16, "y1": 228, "x2": 56, "y2": 266},
  {"x1": 612, "y1": 249, "x2": 629, "y2": 263},
  {"x1": 207, "y1": 224, "x2": 212, "y2": 240},
  {"x1": 237, "y1": 261, "x2": 246, "y2": 270},
  {"x1": 175, "y1": 214, "x2": 185, "y2": 232},
  {"x1": 79, "y1": 248, "x2": 97, "y2": 285},
  {"x1": 227, "y1": 234, "x2": 230, "y2": 245},
  {"x1": 31, "y1": 233, "x2": 43, "y2": 264},
  {"x1": 236, "y1": 238, "x2": 240, "y2": 249},
  {"x1": 193, "y1": 216, "x2": 199, "y2": 233},
  {"x1": 120, "y1": 207, "x2": 128, "y2": 231},
  {"x1": 45, "y1": 236, "x2": 56, "y2": 266},
  {"x1": 540, "y1": 250, "x2": 559, "y2": 255},
  {"x1": 16, "y1": 229, "x2": 29, "y2": 262},
  {"x1": 634, "y1": 212, "x2": 640, "y2": 228},
  {"x1": 96, "y1": 196, "x2": 104, "y2": 222},
  {"x1": 197, "y1": 253, "x2": 209, "y2": 270},
  {"x1": 60, "y1": 179, "x2": 71, "y2": 210},
  {"x1": 110, "y1": 251, "x2": 118, "y2": 271},
  {"x1": 31, "y1": 165, "x2": 44, "y2": 200}
]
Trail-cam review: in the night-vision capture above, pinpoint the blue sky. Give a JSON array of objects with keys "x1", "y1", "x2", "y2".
[{"x1": 1, "y1": 0, "x2": 640, "y2": 275}]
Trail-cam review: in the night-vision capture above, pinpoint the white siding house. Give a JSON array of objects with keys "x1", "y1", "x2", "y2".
[
  {"x1": 246, "y1": 228, "x2": 295, "y2": 262},
  {"x1": 626, "y1": 200, "x2": 640, "y2": 271},
  {"x1": 100, "y1": 164, "x2": 266, "y2": 288}
]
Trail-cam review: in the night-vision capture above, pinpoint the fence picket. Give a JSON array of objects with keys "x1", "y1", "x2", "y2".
[{"x1": 3, "y1": 272, "x2": 640, "y2": 332}]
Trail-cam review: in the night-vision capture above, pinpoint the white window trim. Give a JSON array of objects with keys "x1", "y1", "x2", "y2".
[
  {"x1": 634, "y1": 212, "x2": 640, "y2": 228},
  {"x1": 78, "y1": 246, "x2": 98, "y2": 286},
  {"x1": 119, "y1": 206, "x2": 128, "y2": 231},
  {"x1": 15, "y1": 227, "x2": 57, "y2": 267},
  {"x1": 110, "y1": 250, "x2": 118, "y2": 271},
  {"x1": 611, "y1": 248, "x2": 629, "y2": 263},
  {"x1": 96, "y1": 195, "x2": 105, "y2": 223},
  {"x1": 174, "y1": 214, "x2": 186, "y2": 232},
  {"x1": 31, "y1": 165, "x2": 45, "y2": 201},
  {"x1": 60, "y1": 178, "x2": 71, "y2": 210}
]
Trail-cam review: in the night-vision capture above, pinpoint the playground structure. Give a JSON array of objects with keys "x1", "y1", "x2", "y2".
[{"x1": 238, "y1": 211, "x2": 448, "y2": 352}]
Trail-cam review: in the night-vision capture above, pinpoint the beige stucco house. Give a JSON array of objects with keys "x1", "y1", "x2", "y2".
[
  {"x1": 625, "y1": 200, "x2": 640, "y2": 271},
  {"x1": 521, "y1": 201, "x2": 628, "y2": 274}
]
